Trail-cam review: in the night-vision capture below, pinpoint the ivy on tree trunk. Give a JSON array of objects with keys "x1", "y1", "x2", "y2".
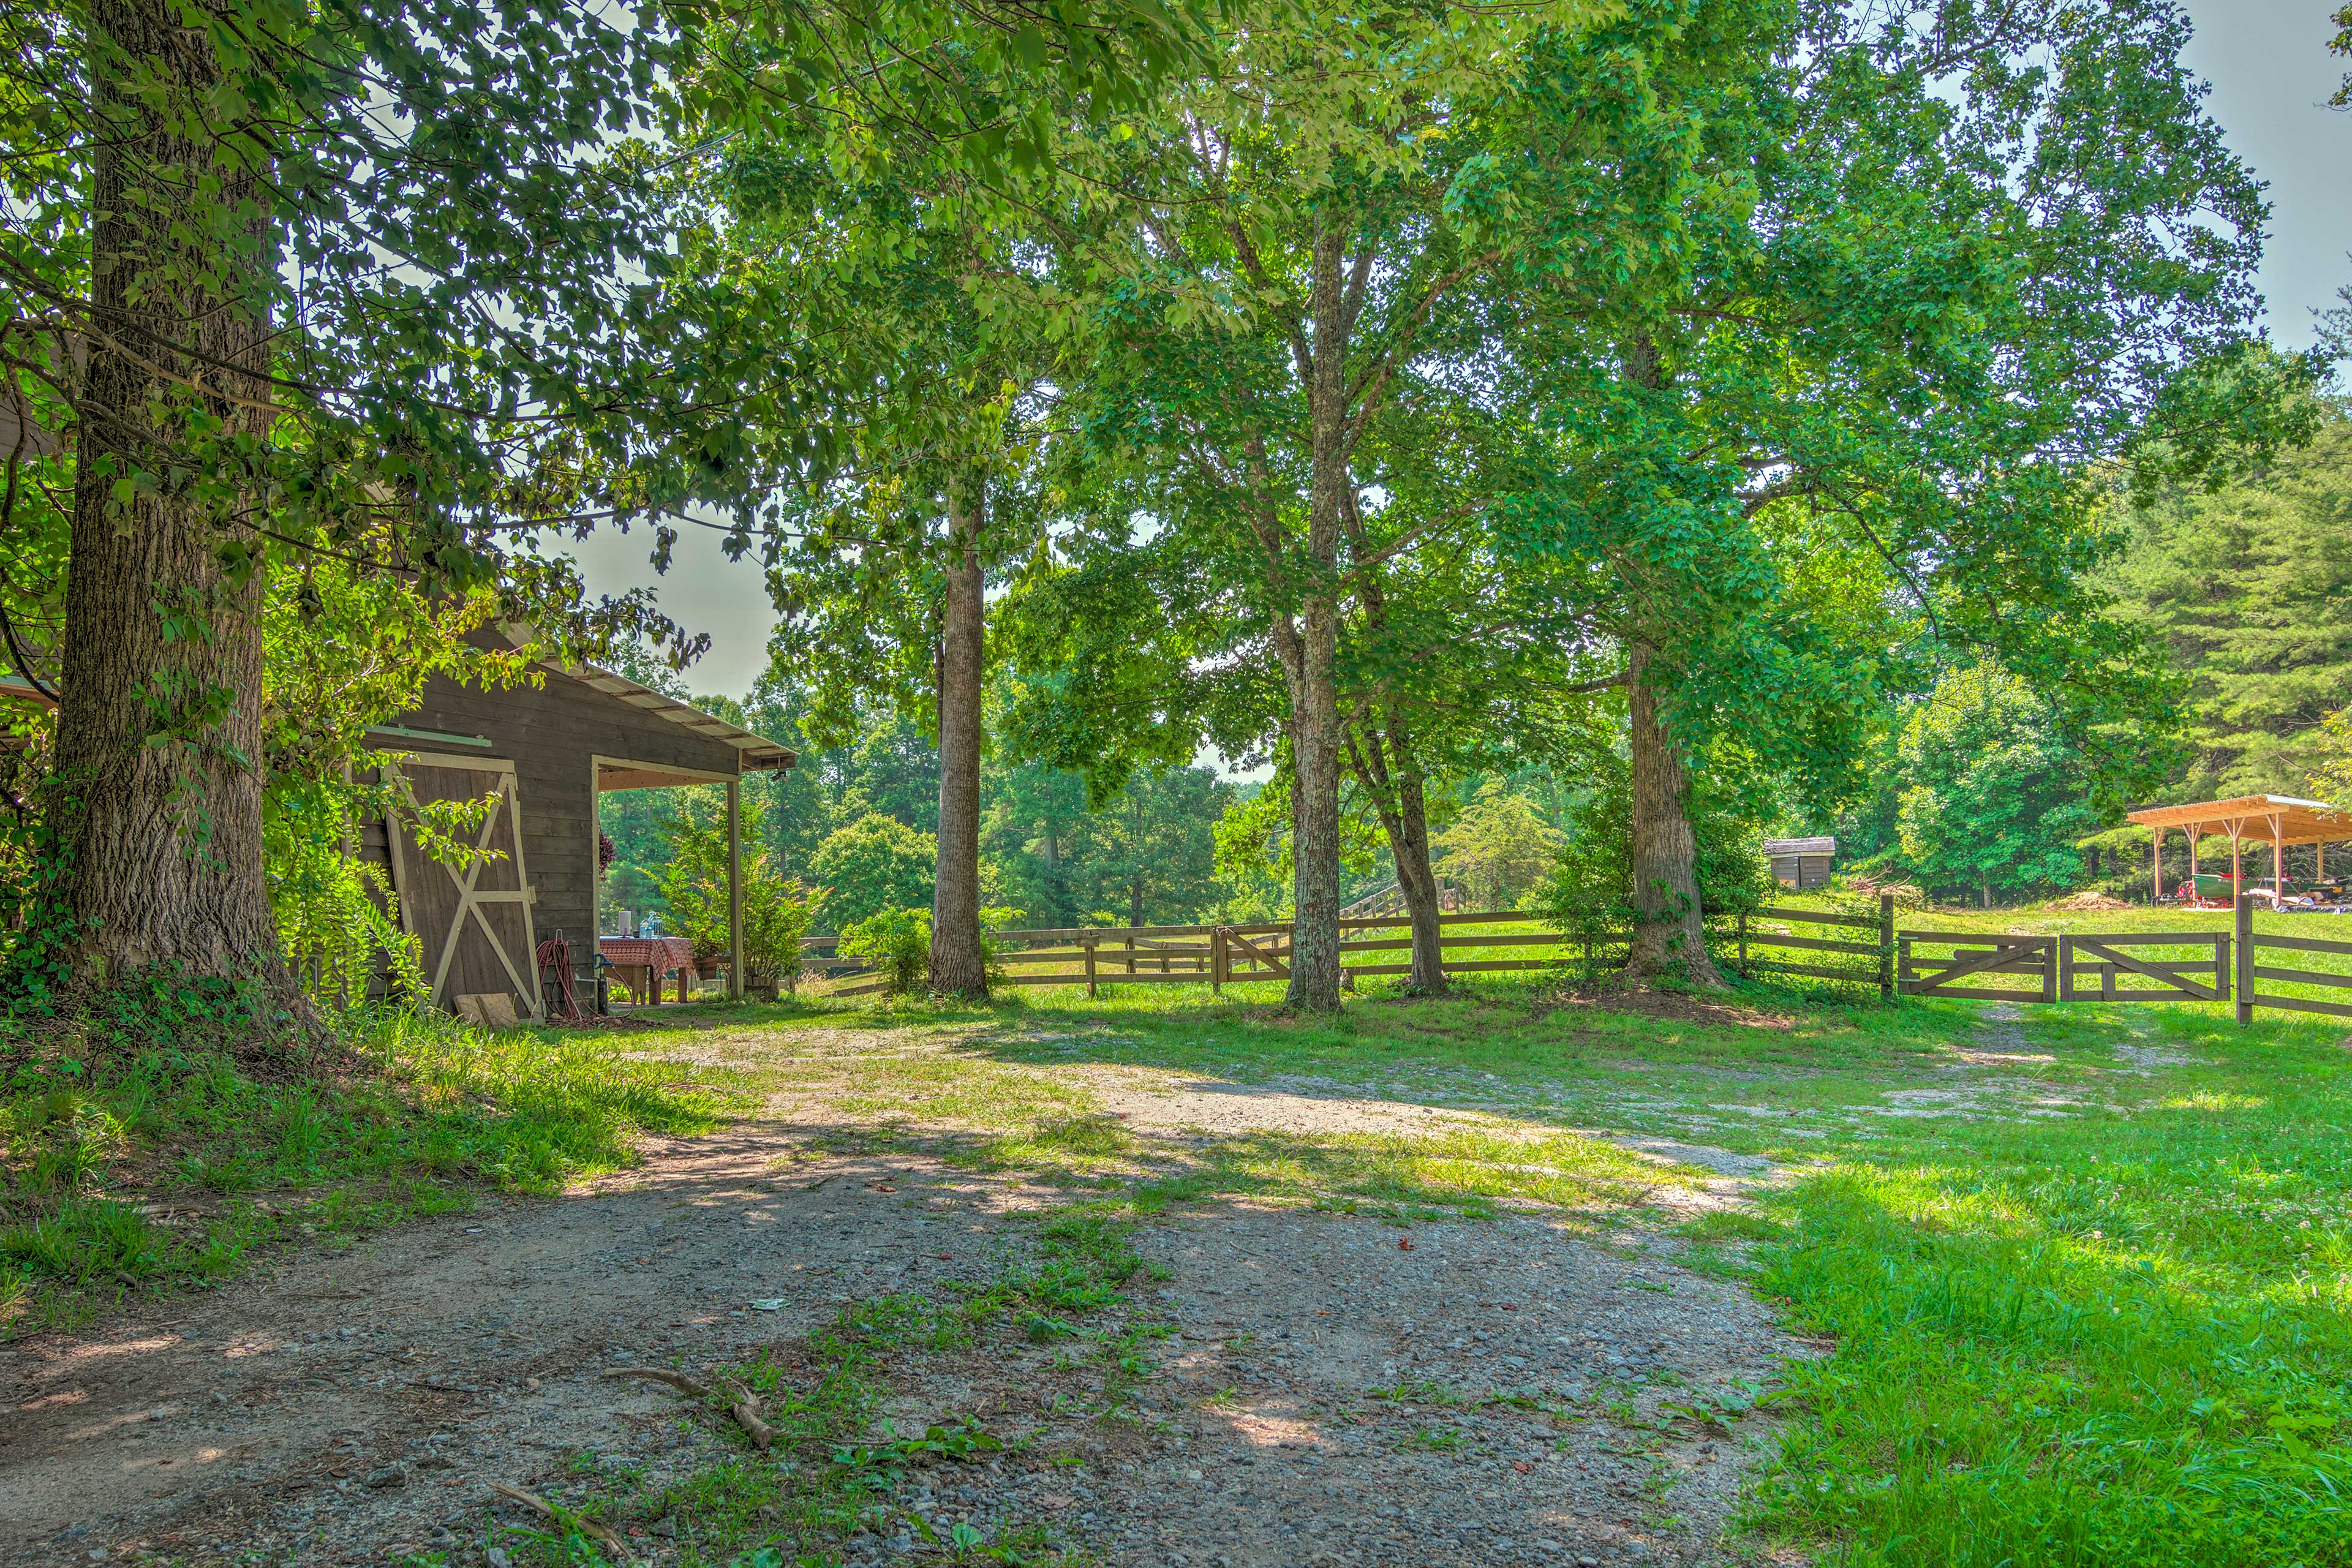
[
  {"x1": 51, "y1": 0, "x2": 296, "y2": 1008},
  {"x1": 1624, "y1": 646, "x2": 1719, "y2": 987}
]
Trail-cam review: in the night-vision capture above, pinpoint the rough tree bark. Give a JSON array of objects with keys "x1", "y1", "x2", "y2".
[
  {"x1": 1346, "y1": 717, "x2": 1447, "y2": 994},
  {"x1": 1276, "y1": 221, "x2": 1354, "y2": 1011},
  {"x1": 927, "y1": 473, "x2": 989, "y2": 998},
  {"x1": 50, "y1": 0, "x2": 296, "y2": 1009},
  {"x1": 1624, "y1": 644, "x2": 1722, "y2": 986}
]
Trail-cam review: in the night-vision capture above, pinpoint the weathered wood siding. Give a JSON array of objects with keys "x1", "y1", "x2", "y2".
[{"x1": 364, "y1": 666, "x2": 746, "y2": 967}]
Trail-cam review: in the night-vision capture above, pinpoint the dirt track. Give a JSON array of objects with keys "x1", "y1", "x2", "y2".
[{"x1": 2, "y1": 1073, "x2": 1808, "y2": 1567}]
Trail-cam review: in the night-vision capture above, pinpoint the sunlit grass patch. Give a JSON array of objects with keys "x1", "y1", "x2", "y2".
[
  {"x1": 944, "y1": 1114, "x2": 1142, "y2": 1180},
  {"x1": 823, "y1": 1054, "x2": 1099, "y2": 1129},
  {"x1": 2158, "y1": 1090, "x2": 2269, "y2": 1112},
  {"x1": 0, "y1": 1009, "x2": 748, "y2": 1336},
  {"x1": 1126, "y1": 1123, "x2": 1695, "y2": 1221}
]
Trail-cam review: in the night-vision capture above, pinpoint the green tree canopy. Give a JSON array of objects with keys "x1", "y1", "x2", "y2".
[
  {"x1": 2100, "y1": 394, "x2": 2352, "y2": 798},
  {"x1": 809, "y1": 812, "x2": 937, "y2": 931},
  {"x1": 1897, "y1": 666, "x2": 2103, "y2": 906},
  {"x1": 1432, "y1": 788, "x2": 1565, "y2": 912}
]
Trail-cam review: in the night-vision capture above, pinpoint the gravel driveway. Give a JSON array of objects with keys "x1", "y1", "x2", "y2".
[{"x1": 1, "y1": 1048, "x2": 1812, "y2": 1567}]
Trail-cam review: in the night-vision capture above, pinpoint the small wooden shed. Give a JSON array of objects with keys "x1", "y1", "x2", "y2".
[
  {"x1": 1762, "y1": 836, "x2": 1836, "y2": 890},
  {"x1": 359, "y1": 625, "x2": 794, "y2": 1019}
]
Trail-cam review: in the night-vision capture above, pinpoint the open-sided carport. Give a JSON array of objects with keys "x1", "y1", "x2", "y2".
[{"x1": 2126, "y1": 794, "x2": 2347, "y2": 905}]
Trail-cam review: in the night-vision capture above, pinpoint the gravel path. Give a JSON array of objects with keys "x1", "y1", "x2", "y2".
[{"x1": 2, "y1": 1068, "x2": 1810, "y2": 1567}]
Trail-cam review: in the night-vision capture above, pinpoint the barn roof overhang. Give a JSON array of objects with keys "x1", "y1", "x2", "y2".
[
  {"x1": 557, "y1": 662, "x2": 797, "y2": 781},
  {"x1": 2125, "y1": 795, "x2": 2347, "y2": 846}
]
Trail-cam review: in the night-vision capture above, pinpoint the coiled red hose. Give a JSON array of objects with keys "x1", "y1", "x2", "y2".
[{"x1": 535, "y1": 935, "x2": 582, "y2": 1019}]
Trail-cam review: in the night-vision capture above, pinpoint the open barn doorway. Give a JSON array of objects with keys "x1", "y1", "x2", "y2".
[{"x1": 593, "y1": 756, "x2": 742, "y2": 1010}]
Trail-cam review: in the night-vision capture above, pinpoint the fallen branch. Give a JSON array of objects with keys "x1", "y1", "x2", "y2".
[
  {"x1": 489, "y1": 1480, "x2": 638, "y2": 1564},
  {"x1": 730, "y1": 1390, "x2": 775, "y2": 1451},
  {"x1": 602, "y1": 1366, "x2": 772, "y2": 1450},
  {"x1": 600, "y1": 1367, "x2": 712, "y2": 1399}
]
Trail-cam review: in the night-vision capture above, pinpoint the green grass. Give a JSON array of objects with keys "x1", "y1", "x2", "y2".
[
  {"x1": 0, "y1": 1008, "x2": 753, "y2": 1336},
  {"x1": 15, "y1": 925, "x2": 2352, "y2": 1566},
  {"x1": 738, "y1": 963, "x2": 2352, "y2": 1568}
]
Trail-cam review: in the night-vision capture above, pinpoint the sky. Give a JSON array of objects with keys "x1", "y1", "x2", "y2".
[{"x1": 559, "y1": 0, "x2": 2352, "y2": 704}]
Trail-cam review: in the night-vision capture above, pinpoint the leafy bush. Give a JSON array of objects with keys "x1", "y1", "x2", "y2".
[
  {"x1": 655, "y1": 795, "x2": 812, "y2": 984},
  {"x1": 837, "y1": 907, "x2": 931, "y2": 995},
  {"x1": 809, "y1": 813, "x2": 935, "y2": 932}
]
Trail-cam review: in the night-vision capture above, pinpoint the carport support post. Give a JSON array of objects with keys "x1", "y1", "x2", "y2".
[
  {"x1": 2235, "y1": 889, "x2": 2254, "y2": 1027},
  {"x1": 727, "y1": 777, "x2": 744, "y2": 1001},
  {"x1": 2150, "y1": 827, "x2": 2162, "y2": 902}
]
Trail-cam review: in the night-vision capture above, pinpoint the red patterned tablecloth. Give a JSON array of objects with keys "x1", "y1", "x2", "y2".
[{"x1": 597, "y1": 937, "x2": 699, "y2": 977}]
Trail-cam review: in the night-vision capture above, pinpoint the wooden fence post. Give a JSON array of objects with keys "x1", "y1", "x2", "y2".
[
  {"x1": 2234, "y1": 892, "x2": 2253, "y2": 1027},
  {"x1": 1084, "y1": 940, "x2": 1098, "y2": 1000},
  {"x1": 1879, "y1": 894, "x2": 1895, "y2": 1002},
  {"x1": 1211, "y1": 927, "x2": 1226, "y2": 995}
]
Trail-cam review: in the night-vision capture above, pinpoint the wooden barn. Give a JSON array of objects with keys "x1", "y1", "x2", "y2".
[
  {"x1": 1762, "y1": 836, "x2": 1836, "y2": 890},
  {"x1": 358, "y1": 624, "x2": 794, "y2": 1020}
]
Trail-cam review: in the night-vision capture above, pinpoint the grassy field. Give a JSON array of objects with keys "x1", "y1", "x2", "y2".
[
  {"x1": 764, "y1": 931, "x2": 2352, "y2": 1568},
  {"x1": 7, "y1": 898, "x2": 2350, "y2": 1566}
]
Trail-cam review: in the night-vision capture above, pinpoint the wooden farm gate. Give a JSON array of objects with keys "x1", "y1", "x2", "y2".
[
  {"x1": 1898, "y1": 933, "x2": 2060, "y2": 1002},
  {"x1": 2059, "y1": 933, "x2": 2229, "y2": 1002},
  {"x1": 1900, "y1": 931, "x2": 2231, "y2": 1005}
]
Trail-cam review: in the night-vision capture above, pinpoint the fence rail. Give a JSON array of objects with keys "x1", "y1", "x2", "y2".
[
  {"x1": 805, "y1": 893, "x2": 2352, "y2": 1028},
  {"x1": 827, "y1": 908, "x2": 1602, "y2": 998},
  {"x1": 821, "y1": 902, "x2": 1909, "y2": 1000},
  {"x1": 1733, "y1": 899, "x2": 1895, "y2": 998},
  {"x1": 2241, "y1": 899, "x2": 2352, "y2": 1022}
]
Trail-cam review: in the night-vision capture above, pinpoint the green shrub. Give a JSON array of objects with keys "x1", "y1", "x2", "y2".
[
  {"x1": 837, "y1": 908, "x2": 931, "y2": 995},
  {"x1": 654, "y1": 796, "x2": 813, "y2": 986}
]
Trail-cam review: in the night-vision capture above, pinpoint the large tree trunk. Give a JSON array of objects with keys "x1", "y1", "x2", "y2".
[
  {"x1": 1286, "y1": 606, "x2": 1344, "y2": 1009},
  {"x1": 1624, "y1": 644, "x2": 1721, "y2": 986},
  {"x1": 48, "y1": 0, "x2": 295, "y2": 1011},
  {"x1": 1347, "y1": 718, "x2": 1447, "y2": 994},
  {"x1": 1280, "y1": 221, "x2": 1355, "y2": 1011},
  {"x1": 927, "y1": 473, "x2": 989, "y2": 998}
]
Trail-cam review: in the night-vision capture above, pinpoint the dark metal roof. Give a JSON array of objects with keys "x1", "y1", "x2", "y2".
[{"x1": 1762, "y1": 837, "x2": 1836, "y2": 856}]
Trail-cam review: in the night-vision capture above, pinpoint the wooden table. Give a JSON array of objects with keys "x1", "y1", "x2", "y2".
[{"x1": 597, "y1": 937, "x2": 699, "y2": 1006}]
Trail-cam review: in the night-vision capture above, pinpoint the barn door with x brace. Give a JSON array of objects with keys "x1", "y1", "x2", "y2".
[{"x1": 380, "y1": 754, "x2": 544, "y2": 1022}]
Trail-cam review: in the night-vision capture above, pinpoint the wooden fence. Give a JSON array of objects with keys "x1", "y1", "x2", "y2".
[
  {"x1": 1731, "y1": 901, "x2": 1894, "y2": 995},
  {"x1": 815, "y1": 900, "x2": 1903, "y2": 1000},
  {"x1": 801, "y1": 892, "x2": 2352, "y2": 1024},
  {"x1": 826, "y1": 910, "x2": 1583, "y2": 999},
  {"x1": 2237, "y1": 895, "x2": 2352, "y2": 1023}
]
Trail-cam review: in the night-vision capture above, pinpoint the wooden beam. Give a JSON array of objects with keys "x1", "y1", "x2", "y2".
[{"x1": 728, "y1": 777, "x2": 744, "y2": 1001}]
